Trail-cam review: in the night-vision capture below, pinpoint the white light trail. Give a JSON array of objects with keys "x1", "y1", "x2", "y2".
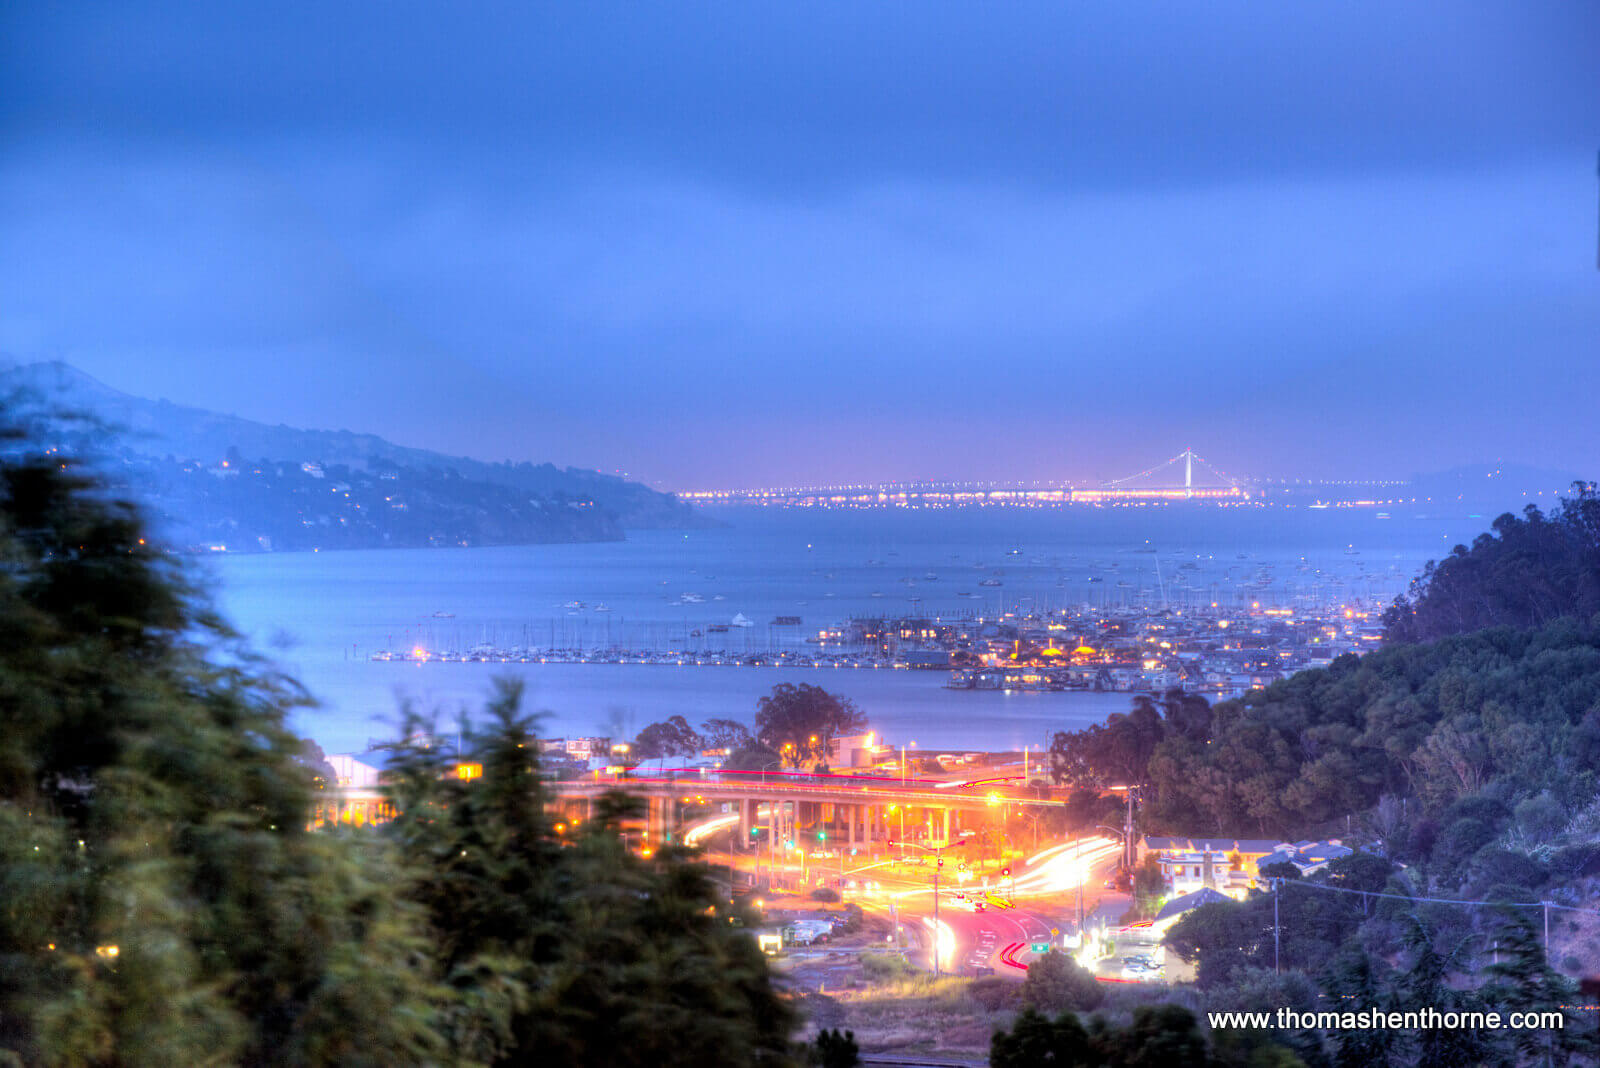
[
  {"x1": 682, "y1": 813, "x2": 739, "y2": 847},
  {"x1": 1007, "y1": 837, "x2": 1121, "y2": 894}
]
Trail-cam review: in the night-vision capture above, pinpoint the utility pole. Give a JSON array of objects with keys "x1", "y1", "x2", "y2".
[
  {"x1": 932, "y1": 849, "x2": 942, "y2": 979},
  {"x1": 1075, "y1": 832, "x2": 1084, "y2": 933},
  {"x1": 1123, "y1": 787, "x2": 1136, "y2": 872},
  {"x1": 1273, "y1": 878, "x2": 1281, "y2": 974}
]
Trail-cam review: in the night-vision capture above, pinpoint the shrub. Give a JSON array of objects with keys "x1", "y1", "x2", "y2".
[
  {"x1": 1468, "y1": 847, "x2": 1547, "y2": 895},
  {"x1": 810, "y1": 1028, "x2": 860, "y2": 1067},
  {"x1": 969, "y1": 975, "x2": 1023, "y2": 1012},
  {"x1": 861, "y1": 951, "x2": 916, "y2": 982},
  {"x1": 1020, "y1": 950, "x2": 1104, "y2": 1014},
  {"x1": 1548, "y1": 842, "x2": 1600, "y2": 880},
  {"x1": 810, "y1": 886, "x2": 841, "y2": 902}
]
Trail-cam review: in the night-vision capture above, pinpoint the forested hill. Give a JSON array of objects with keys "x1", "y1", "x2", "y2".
[
  {"x1": 1, "y1": 359, "x2": 716, "y2": 549},
  {"x1": 1383, "y1": 482, "x2": 1600, "y2": 644}
]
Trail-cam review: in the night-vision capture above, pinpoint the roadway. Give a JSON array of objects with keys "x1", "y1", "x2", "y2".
[
  {"x1": 688, "y1": 813, "x2": 1129, "y2": 978},
  {"x1": 882, "y1": 838, "x2": 1126, "y2": 976}
]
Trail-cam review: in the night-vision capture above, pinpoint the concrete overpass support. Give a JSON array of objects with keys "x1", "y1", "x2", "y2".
[
  {"x1": 942, "y1": 808, "x2": 952, "y2": 844},
  {"x1": 648, "y1": 796, "x2": 666, "y2": 845},
  {"x1": 739, "y1": 798, "x2": 752, "y2": 847}
]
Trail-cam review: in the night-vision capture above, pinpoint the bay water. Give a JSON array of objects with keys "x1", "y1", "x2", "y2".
[{"x1": 206, "y1": 506, "x2": 1470, "y2": 757}]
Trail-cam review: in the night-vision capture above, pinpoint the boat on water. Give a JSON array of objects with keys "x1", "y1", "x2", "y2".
[
  {"x1": 979, "y1": 578, "x2": 1003, "y2": 587},
  {"x1": 593, "y1": 604, "x2": 611, "y2": 612},
  {"x1": 431, "y1": 611, "x2": 455, "y2": 618},
  {"x1": 731, "y1": 613, "x2": 755, "y2": 628}
]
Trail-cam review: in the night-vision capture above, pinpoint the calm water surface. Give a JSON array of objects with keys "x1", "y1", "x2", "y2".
[{"x1": 207, "y1": 507, "x2": 1464, "y2": 755}]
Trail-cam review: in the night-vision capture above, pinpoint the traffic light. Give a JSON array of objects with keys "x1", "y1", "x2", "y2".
[
  {"x1": 751, "y1": 827, "x2": 759, "y2": 837},
  {"x1": 818, "y1": 830, "x2": 826, "y2": 842},
  {"x1": 1000, "y1": 866, "x2": 1011, "y2": 878}
]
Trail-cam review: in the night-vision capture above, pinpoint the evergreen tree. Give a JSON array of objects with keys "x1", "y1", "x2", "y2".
[
  {"x1": 1322, "y1": 944, "x2": 1395, "y2": 1068},
  {"x1": 1392, "y1": 917, "x2": 1491, "y2": 1068},
  {"x1": 1480, "y1": 907, "x2": 1590, "y2": 1065},
  {"x1": 990, "y1": 1008, "x2": 1091, "y2": 1067},
  {"x1": 0, "y1": 427, "x2": 443, "y2": 1065},
  {"x1": 383, "y1": 685, "x2": 798, "y2": 1066}
]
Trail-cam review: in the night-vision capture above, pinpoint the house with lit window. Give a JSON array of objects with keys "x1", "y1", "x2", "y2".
[
  {"x1": 1139, "y1": 836, "x2": 1284, "y2": 899},
  {"x1": 1255, "y1": 840, "x2": 1353, "y2": 878}
]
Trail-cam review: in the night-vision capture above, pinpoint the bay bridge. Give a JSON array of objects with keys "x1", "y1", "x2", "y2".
[{"x1": 680, "y1": 447, "x2": 1251, "y2": 506}]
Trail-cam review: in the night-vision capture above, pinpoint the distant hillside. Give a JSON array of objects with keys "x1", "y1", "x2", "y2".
[
  {"x1": 1, "y1": 359, "x2": 713, "y2": 532},
  {"x1": 1, "y1": 359, "x2": 714, "y2": 551},
  {"x1": 1407, "y1": 462, "x2": 1586, "y2": 517}
]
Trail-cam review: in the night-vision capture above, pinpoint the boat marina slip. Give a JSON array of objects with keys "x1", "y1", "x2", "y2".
[{"x1": 209, "y1": 508, "x2": 1455, "y2": 757}]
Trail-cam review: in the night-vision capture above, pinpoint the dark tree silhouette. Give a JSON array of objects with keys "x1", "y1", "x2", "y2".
[
  {"x1": 754, "y1": 683, "x2": 866, "y2": 767},
  {"x1": 1384, "y1": 482, "x2": 1600, "y2": 643}
]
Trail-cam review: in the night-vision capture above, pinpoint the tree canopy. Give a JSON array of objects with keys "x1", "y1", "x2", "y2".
[
  {"x1": 0, "y1": 425, "x2": 442, "y2": 1064},
  {"x1": 754, "y1": 683, "x2": 866, "y2": 767},
  {"x1": 0, "y1": 424, "x2": 799, "y2": 1066},
  {"x1": 1384, "y1": 482, "x2": 1600, "y2": 643}
]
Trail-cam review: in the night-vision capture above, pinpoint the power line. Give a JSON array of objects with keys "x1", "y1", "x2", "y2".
[{"x1": 1273, "y1": 876, "x2": 1600, "y2": 917}]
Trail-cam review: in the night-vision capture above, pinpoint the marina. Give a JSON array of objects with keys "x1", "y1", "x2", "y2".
[
  {"x1": 209, "y1": 508, "x2": 1445, "y2": 754},
  {"x1": 360, "y1": 595, "x2": 1387, "y2": 700}
]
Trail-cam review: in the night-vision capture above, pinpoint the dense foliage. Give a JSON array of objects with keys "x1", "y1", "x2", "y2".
[
  {"x1": 0, "y1": 435, "x2": 439, "y2": 1064},
  {"x1": 0, "y1": 430, "x2": 796, "y2": 1065},
  {"x1": 1049, "y1": 620, "x2": 1600, "y2": 840},
  {"x1": 1018, "y1": 951, "x2": 1104, "y2": 1014},
  {"x1": 1384, "y1": 482, "x2": 1600, "y2": 643},
  {"x1": 1041, "y1": 487, "x2": 1600, "y2": 1064},
  {"x1": 1146, "y1": 619, "x2": 1600, "y2": 837},
  {"x1": 990, "y1": 1004, "x2": 1209, "y2": 1068},
  {"x1": 1048, "y1": 690, "x2": 1211, "y2": 791},
  {"x1": 755, "y1": 684, "x2": 868, "y2": 767},
  {"x1": 383, "y1": 687, "x2": 796, "y2": 1066}
]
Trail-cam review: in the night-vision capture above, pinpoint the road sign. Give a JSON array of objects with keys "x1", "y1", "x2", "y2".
[{"x1": 1029, "y1": 942, "x2": 1050, "y2": 954}]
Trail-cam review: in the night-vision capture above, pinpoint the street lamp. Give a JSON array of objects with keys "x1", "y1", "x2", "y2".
[{"x1": 901, "y1": 831, "x2": 974, "y2": 979}]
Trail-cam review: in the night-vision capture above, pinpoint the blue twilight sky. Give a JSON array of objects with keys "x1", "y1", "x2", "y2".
[{"x1": 2, "y1": 2, "x2": 1597, "y2": 490}]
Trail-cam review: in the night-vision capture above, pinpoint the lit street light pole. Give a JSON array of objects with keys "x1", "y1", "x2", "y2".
[
  {"x1": 932, "y1": 849, "x2": 942, "y2": 979},
  {"x1": 906, "y1": 832, "x2": 970, "y2": 979}
]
